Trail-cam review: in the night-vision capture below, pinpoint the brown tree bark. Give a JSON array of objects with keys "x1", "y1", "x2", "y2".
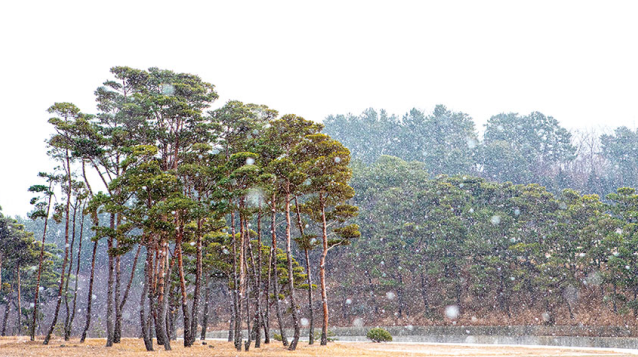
[
  {"x1": 284, "y1": 190, "x2": 300, "y2": 350},
  {"x1": 63, "y1": 200, "x2": 78, "y2": 341},
  {"x1": 67, "y1": 206, "x2": 85, "y2": 340},
  {"x1": 16, "y1": 264, "x2": 22, "y2": 336},
  {"x1": 30, "y1": 180, "x2": 53, "y2": 341},
  {"x1": 44, "y1": 153, "x2": 73, "y2": 346},
  {"x1": 176, "y1": 219, "x2": 192, "y2": 347},
  {"x1": 80, "y1": 238, "x2": 98, "y2": 343},
  {"x1": 199, "y1": 276, "x2": 210, "y2": 341},
  {"x1": 319, "y1": 193, "x2": 329, "y2": 346},
  {"x1": 188, "y1": 217, "x2": 204, "y2": 347},
  {"x1": 140, "y1": 245, "x2": 153, "y2": 351},
  {"x1": 270, "y1": 196, "x2": 288, "y2": 346}
]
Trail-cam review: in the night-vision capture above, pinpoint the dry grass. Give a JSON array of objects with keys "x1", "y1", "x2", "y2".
[{"x1": 0, "y1": 337, "x2": 634, "y2": 357}]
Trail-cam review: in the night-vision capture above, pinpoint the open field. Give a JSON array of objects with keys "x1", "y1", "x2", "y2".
[{"x1": 0, "y1": 337, "x2": 637, "y2": 357}]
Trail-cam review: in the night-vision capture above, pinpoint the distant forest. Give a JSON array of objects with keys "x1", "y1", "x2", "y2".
[
  {"x1": 3, "y1": 70, "x2": 638, "y2": 355},
  {"x1": 324, "y1": 105, "x2": 637, "y2": 198}
]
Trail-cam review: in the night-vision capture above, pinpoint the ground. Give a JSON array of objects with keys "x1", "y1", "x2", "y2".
[{"x1": 0, "y1": 337, "x2": 636, "y2": 357}]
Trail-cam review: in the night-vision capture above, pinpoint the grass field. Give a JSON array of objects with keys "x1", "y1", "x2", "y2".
[{"x1": 0, "y1": 337, "x2": 635, "y2": 356}]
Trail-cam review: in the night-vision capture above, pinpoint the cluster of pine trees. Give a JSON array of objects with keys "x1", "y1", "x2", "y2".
[
  {"x1": 332, "y1": 156, "x2": 638, "y2": 325},
  {"x1": 1, "y1": 66, "x2": 360, "y2": 352}
]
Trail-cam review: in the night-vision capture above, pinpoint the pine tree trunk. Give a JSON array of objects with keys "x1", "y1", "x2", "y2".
[
  {"x1": 284, "y1": 191, "x2": 300, "y2": 350},
  {"x1": 247, "y1": 214, "x2": 262, "y2": 349},
  {"x1": 80, "y1": 238, "x2": 98, "y2": 343},
  {"x1": 44, "y1": 157, "x2": 72, "y2": 346},
  {"x1": 155, "y1": 243, "x2": 171, "y2": 350},
  {"x1": 304, "y1": 248, "x2": 314, "y2": 344},
  {"x1": 231, "y1": 210, "x2": 242, "y2": 351},
  {"x1": 114, "y1": 243, "x2": 141, "y2": 341},
  {"x1": 67, "y1": 208, "x2": 85, "y2": 340},
  {"x1": 16, "y1": 265, "x2": 22, "y2": 336},
  {"x1": 188, "y1": 218, "x2": 203, "y2": 347},
  {"x1": 200, "y1": 276, "x2": 210, "y2": 341},
  {"x1": 1, "y1": 290, "x2": 11, "y2": 336},
  {"x1": 140, "y1": 246, "x2": 153, "y2": 351},
  {"x1": 113, "y1": 253, "x2": 122, "y2": 343},
  {"x1": 176, "y1": 219, "x2": 192, "y2": 347},
  {"x1": 420, "y1": 273, "x2": 430, "y2": 313},
  {"x1": 319, "y1": 193, "x2": 329, "y2": 346},
  {"x1": 30, "y1": 181, "x2": 53, "y2": 341},
  {"x1": 254, "y1": 211, "x2": 263, "y2": 347},
  {"x1": 105, "y1": 214, "x2": 115, "y2": 347},
  {"x1": 63, "y1": 201, "x2": 78, "y2": 341},
  {"x1": 294, "y1": 196, "x2": 314, "y2": 345},
  {"x1": 270, "y1": 198, "x2": 288, "y2": 346}
]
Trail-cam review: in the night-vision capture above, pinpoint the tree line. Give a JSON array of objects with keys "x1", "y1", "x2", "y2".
[
  {"x1": 0, "y1": 66, "x2": 359, "y2": 352},
  {"x1": 324, "y1": 106, "x2": 638, "y2": 198}
]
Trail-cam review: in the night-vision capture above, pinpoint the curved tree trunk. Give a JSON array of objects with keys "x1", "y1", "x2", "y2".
[{"x1": 80, "y1": 238, "x2": 98, "y2": 343}]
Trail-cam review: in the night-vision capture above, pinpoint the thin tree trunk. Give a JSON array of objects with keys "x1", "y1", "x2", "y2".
[
  {"x1": 140, "y1": 246, "x2": 153, "y2": 351},
  {"x1": 284, "y1": 190, "x2": 300, "y2": 350},
  {"x1": 30, "y1": 181, "x2": 53, "y2": 341},
  {"x1": 44, "y1": 156, "x2": 73, "y2": 346},
  {"x1": 113, "y1": 253, "x2": 122, "y2": 343},
  {"x1": 105, "y1": 213, "x2": 115, "y2": 347},
  {"x1": 319, "y1": 193, "x2": 329, "y2": 346},
  {"x1": 294, "y1": 196, "x2": 314, "y2": 345},
  {"x1": 119, "y1": 244, "x2": 142, "y2": 312},
  {"x1": 1, "y1": 289, "x2": 12, "y2": 336},
  {"x1": 271, "y1": 197, "x2": 288, "y2": 346},
  {"x1": 80, "y1": 238, "x2": 99, "y2": 343},
  {"x1": 188, "y1": 218, "x2": 204, "y2": 347},
  {"x1": 16, "y1": 265, "x2": 22, "y2": 336},
  {"x1": 67, "y1": 206, "x2": 85, "y2": 339},
  {"x1": 200, "y1": 276, "x2": 210, "y2": 341},
  {"x1": 63, "y1": 200, "x2": 78, "y2": 341},
  {"x1": 155, "y1": 243, "x2": 171, "y2": 350},
  {"x1": 231, "y1": 210, "x2": 242, "y2": 351},
  {"x1": 176, "y1": 219, "x2": 192, "y2": 347},
  {"x1": 420, "y1": 272, "x2": 430, "y2": 313},
  {"x1": 249, "y1": 212, "x2": 262, "y2": 348}
]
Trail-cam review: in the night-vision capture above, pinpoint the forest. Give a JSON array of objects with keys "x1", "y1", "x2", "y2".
[{"x1": 2, "y1": 66, "x2": 638, "y2": 354}]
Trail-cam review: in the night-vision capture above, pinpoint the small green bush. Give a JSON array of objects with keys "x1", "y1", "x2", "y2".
[
  {"x1": 273, "y1": 333, "x2": 283, "y2": 342},
  {"x1": 366, "y1": 327, "x2": 392, "y2": 343}
]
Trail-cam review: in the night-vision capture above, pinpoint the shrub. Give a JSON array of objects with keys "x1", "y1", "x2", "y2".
[
  {"x1": 366, "y1": 327, "x2": 392, "y2": 343},
  {"x1": 273, "y1": 333, "x2": 283, "y2": 342}
]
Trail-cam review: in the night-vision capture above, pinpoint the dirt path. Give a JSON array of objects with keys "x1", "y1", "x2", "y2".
[{"x1": 0, "y1": 337, "x2": 635, "y2": 356}]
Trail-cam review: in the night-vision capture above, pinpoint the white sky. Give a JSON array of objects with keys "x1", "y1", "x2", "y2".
[{"x1": 1, "y1": 0, "x2": 637, "y2": 217}]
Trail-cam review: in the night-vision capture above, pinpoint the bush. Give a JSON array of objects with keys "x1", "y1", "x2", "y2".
[
  {"x1": 366, "y1": 327, "x2": 392, "y2": 343},
  {"x1": 273, "y1": 333, "x2": 283, "y2": 342}
]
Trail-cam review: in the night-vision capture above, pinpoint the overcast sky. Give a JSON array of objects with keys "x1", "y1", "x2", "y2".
[{"x1": 1, "y1": 0, "x2": 637, "y2": 217}]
